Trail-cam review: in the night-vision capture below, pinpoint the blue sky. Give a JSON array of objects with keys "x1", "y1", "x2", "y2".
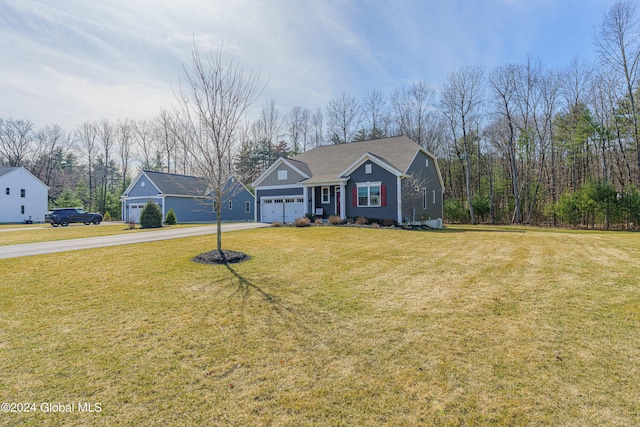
[{"x1": 0, "y1": 0, "x2": 617, "y2": 129}]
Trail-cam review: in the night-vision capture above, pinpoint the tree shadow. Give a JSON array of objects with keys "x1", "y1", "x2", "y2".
[{"x1": 222, "y1": 263, "x2": 316, "y2": 334}]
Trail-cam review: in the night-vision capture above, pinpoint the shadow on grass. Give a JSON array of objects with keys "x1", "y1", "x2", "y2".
[
  {"x1": 222, "y1": 263, "x2": 315, "y2": 334},
  {"x1": 441, "y1": 225, "x2": 527, "y2": 233}
]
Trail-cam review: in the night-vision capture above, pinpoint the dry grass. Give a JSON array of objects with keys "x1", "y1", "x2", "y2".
[
  {"x1": 0, "y1": 225, "x2": 639, "y2": 426},
  {"x1": 0, "y1": 223, "x2": 206, "y2": 246}
]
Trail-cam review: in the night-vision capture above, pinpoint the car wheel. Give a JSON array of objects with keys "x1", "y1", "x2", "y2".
[
  {"x1": 93, "y1": 218, "x2": 102, "y2": 225},
  {"x1": 51, "y1": 223, "x2": 59, "y2": 227},
  {"x1": 84, "y1": 222, "x2": 91, "y2": 225},
  {"x1": 60, "y1": 218, "x2": 70, "y2": 227}
]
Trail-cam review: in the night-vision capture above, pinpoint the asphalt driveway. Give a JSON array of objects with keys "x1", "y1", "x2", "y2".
[{"x1": 0, "y1": 222, "x2": 269, "y2": 259}]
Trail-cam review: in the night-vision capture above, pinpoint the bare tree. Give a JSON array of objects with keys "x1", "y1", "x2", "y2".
[
  {"x1": 174, "y1": 43, "x2": 263, "y2": 252},
  {"x1": 326, "y1": 92, "x2": 360, "y2": 144},
  {"x1": 489, "y1": 64, "x2": 522, "y2": 223},
  {"x1": 286, "y1": 105, "x2": 311, "y2": 154},
  {"x1": 155, "y1": 109, "x2": 178, "y2": 173},
  {"x1": 96, "y1": 119, "x2": 115, "y2": 214},
  {"x1": 360, "y1": 89, "x2": 388, "y2": 140},
  {"x1": 311, "y1": 107, "x2": 324, "y2": 147},
  {"x1": 594, "y1": 0, "x2": 640, "y2": 183},
  {"x1": 0, "y1": 118, "x2": 33, "y2": 166},
  {"x1": 117, "y1": 118, "x2": 134, "y2": 193},
  {"x1": 391, "y1": 81, "x2": 436, "y2": 147},
  {"x1": 441, "y1": 64, "x2": 485, "y2": 224},
  {"x1": 31, "y1": 124, "x2": 72, "y2": 187},
  {"x1": 75, "y1": 121, "x2": 98, "y2": 211}
]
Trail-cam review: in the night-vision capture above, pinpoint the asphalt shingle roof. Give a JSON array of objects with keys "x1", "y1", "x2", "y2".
[
  {"x1": 142, "y1": 170, "x2": 209, "y2": 196},
  {"x1": 0, "y1": 167, "x2": 19, "y2": 177},
  {"x1": 290, "y1": 136, "x2": 422, "y2": 184}
]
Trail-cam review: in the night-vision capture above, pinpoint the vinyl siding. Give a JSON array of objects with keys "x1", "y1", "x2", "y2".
[
  {"x1": 259, "y1": 164, "x2": 305, "y2": 186},
  {"x1": 345, "y1": 162, "x2": 397, "y2": 220},
  {"x1": 403, "y1": 151, "x2": 443, "y2": 221}
]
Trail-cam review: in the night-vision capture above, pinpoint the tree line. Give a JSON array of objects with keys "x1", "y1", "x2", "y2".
[{"x1": 1, "y1": 1, "x2": 639, "y2": 229}]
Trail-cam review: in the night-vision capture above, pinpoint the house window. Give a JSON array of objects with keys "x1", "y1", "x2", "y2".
[
  {"x1": 228, "y1": 200, "x2": 232, "y2": 210},
  {"x1": 321, "y1": 186, "x2": 330, "y2": 204},
  {"x1": 277, "y1": 170, "x2": 288, "y2": 180},
  {"x1": 21, "y1": 205, "x2": 25, "y2": 214},
  {"x1": 5, "y1": 188, "x2": 9, "y2": 195},
  {"x1": 423, "y1": 188, "x2": 427, "y2": 209},
  {"x1": 245, "y1": 201, "x2": 251, "y2": 213},
  {"x1": 365, "y1": 164, "x2": 372, "y2": 174},
  {"x1": 426, "y1": 158, "x2": 429, "y2": 167},
  {"x1": 357, "y1": 182, "x2": 381, "y2": 207},
  {"x1": 433, "y1": 190, "x2": 436, "y2": 204},
  {"x1": 21, "y1": 189, "x2": 25, "y2": 198}
]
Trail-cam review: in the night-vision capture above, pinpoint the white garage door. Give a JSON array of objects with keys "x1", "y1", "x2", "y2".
[
  {"x1": 261, "y1": 197, "x2": 305, "y2": 223},
  {"x1": 128, "y1": 204, "x2": 145, "y2": 223}
]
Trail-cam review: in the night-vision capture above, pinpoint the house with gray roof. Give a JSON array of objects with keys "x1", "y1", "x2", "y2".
[
  {"x1": 252, "y1": 136, "x2": 444, "y2": 226},
  {"x1": 121, "y1": 170, "x2": 254, "y2": 223},
  {"x1": 0, "y1": 166, "x2": 49, "y2": 223}
]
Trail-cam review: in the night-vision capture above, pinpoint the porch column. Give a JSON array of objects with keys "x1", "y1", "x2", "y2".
[
  {"x1": 303, "y1": 186, "x2": 308, "y2": 214},
  {"x1": 397, "y1": 176, "x2": 402, "y2": 224},
  {"x1": 309, "y1": 188, "x2": 314, "y2": 216},
  {"x1": 340, "y1": 181, "x2": 346, "y2": 220}
]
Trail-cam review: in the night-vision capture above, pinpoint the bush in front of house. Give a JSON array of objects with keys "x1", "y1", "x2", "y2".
[
  {"x1": 103, "y1": 211, "x2": 112, "y2": 222},
  {"x1": 294, "y1": 217, "x2": 311, "y2": 227},
  {"x1": 328, "y1": 215, "x2": 344, "y2": 225},
  {"x1": 355, "y1": 216, "x2": 368, "y2": 225},
  {"x1": 140, "y1": 201, "x2": 162, "y2": 229},
  {"x1": 165, "y1": 208, "x2": 177, "y2": 225},
  {"x1": 304, "y1": 212, "x2": 316, "y2": 222}
]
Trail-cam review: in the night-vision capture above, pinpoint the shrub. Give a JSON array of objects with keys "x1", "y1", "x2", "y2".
[
  {"x1": 304, "y1": 212, "x2": 316, "y2": 222},
  {"x1": 328, "y1": 215, "x2": 344, "y2": 225},
  {"x1": 294, "y1": 217, "x2": 311, "y2": 227},
  {"x1": 383, "y1": 218, "x2": 396, "y2": 227},
  {"x1": 140, "y1": 200, "x2": 163, "y2": 229},
  {"x1": 355, "y1": 216, "x2": 368, "y2": 225},
  {"x1": 128, "y1": 219, "x2": 136, "y2": 230},
  {"x1": 103, "y1": 211, "x2": 112, "y2": 222},
  {"x1": 271, "y1": 221, "x2": 283, "y2": 227},
  {"x1": 314, "y1": 218, "x2": 323, "y2": 225},
  {"x1": 165, "y1": 208, "x2": 177, "y2": 225}
]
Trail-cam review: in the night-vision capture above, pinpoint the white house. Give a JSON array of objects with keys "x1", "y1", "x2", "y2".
[{"x1": 0, "y1": 167, "x2": 49, "y2": 223}]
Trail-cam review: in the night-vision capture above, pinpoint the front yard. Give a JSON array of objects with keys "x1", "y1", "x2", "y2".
[{"x1": 0, "y1": 226, "x2": 638, "y2": 425}]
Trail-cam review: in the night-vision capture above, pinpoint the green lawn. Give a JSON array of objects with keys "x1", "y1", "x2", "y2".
[
  {"x1": 0, "y1": 225, "x2": 638, "y2": 426},
  {"x1": 0, "y1": 223, "x2": 207, "y2": 246}
]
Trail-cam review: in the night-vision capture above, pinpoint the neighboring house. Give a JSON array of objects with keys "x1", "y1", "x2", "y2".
[
  {"x1": 121, "y1": 170, "x2": 254, "y2": 223},
  {"x1": 0, "y1": 166, "x2": 49, "y2": 223},
  {"x1": 252, "y1": 136, "x2": 444, "y2": 226}
]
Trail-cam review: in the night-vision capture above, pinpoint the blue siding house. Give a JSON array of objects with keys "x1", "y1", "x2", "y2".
[
  {"x1": 121, "y1": 170, "x2": 254, "y2": 223},
  {"x1": 252, "y1": 136, "x2": 444, "y2": 226}
]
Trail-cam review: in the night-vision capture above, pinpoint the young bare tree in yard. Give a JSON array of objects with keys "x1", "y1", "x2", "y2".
[{"x1": 174, "y1": 43, "x2": 262, "y2": 253}]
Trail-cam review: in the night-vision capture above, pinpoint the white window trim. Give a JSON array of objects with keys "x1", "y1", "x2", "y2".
[
  {"x1": 365, "y1": 163, "x2": 372, "y2": 174},
  {"x1": 433, "y1": 190, "x2": 436, "y2": 204},
  {"x1": 245, "y1": 201, "x2": 251, "y2": 213},
  {"x1": 423, "y1": 188, "x2": 427, "y2": 209},
  {"x1": 228, "y1": 200, "x2": 233, "y2": 210},
  {"x1": 277, "y1": 170, "x2": 288, "y2": 180},
  {"x1": 356, "y1": 182, "x2": 382, "y2": 208},
  {"x1": 321, "y1": 186, "x2": 330, "y2": 204}
]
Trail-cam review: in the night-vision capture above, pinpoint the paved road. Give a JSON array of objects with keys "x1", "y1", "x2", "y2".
[{"x1": 0, "y1": 222, "x2": 269, "y2": 260}]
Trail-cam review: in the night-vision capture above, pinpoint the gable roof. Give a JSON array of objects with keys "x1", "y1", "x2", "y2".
[
  {"x1": 289, "y1": 136, "x2": 434, "y2": 185},
  {"x1": 0, "y1": 166, "x2": 50, "y2": 189},
  {"x1": 0, "y1": 167, "x2": 19, "y2": 177}
]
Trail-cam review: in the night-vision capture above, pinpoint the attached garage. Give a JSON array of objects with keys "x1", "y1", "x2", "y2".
[
  {"x1": 260, "y1": 197, "x2": 305, "y2": 223},
  {"x1": 128, "y1": 203, "x2": 146, "y2": 223}
]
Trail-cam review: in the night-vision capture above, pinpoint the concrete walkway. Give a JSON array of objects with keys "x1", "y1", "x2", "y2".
[{"x1": 0, "y1": 222, "x2": 269, "y2": 259}]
